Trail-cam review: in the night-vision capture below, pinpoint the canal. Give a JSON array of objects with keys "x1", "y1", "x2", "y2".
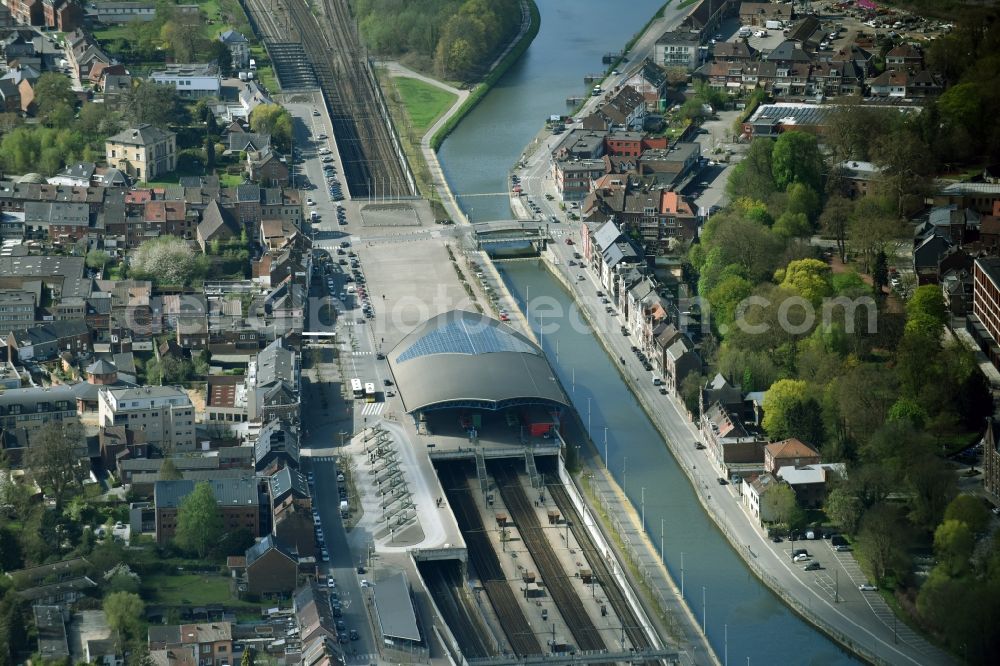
[{"x1": 437, "y1": 2, "x2": 859, "y2": 663}]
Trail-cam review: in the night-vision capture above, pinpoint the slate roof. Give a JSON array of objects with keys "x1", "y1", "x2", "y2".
[
  {"x1": 245, "y1": 534, "x2": 296, "y2": 567},
  {"x1": 153, "y1": 477, "x2": 258, "y2": 509},
  {"x1": 107, "y1": 124, "x2": 175, "y2": 147},
  {"x1": 269, "y1": 467, "x2": 309, "y2": 502}
]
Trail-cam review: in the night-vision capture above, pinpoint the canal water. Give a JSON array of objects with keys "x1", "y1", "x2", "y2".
[{"x1": 437, "y1": 1, "x2": 859, "y2": 663}]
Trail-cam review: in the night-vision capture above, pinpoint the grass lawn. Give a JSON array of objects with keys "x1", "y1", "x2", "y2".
[
  {"x1": 143, "y1": 572, "x2": 259, "y2": 609},
  {"x1": 393, "y1": 77, "x2": 458, "y2": 135}
]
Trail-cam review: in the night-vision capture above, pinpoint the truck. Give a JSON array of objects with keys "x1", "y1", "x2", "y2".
[
  {"x1": 339, "y1": 500, "x2": 348, "y2": 517},
  {"x1": 765, "y1": 19, "x2": 783, "y2": 30}
]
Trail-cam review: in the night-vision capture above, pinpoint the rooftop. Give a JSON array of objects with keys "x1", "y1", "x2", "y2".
[
  {"x1": 154, "y1": 478, "x2": 259, "y2": 509},
  {"x1": 373, "y1": 572, "x2": 421, "y2": 642}
]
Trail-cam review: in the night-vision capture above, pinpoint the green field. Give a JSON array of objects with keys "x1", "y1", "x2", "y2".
[
  {"x1": 393, "y1": 77, "x2": 458, "y2": 134},
  {"x1": 143, "y1": 572, "x2": 260, "y2": 609}
]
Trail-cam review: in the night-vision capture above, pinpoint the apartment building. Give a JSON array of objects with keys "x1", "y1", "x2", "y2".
[{"x1": 98, "y1": 385, "x2": 195, "y2": 452}]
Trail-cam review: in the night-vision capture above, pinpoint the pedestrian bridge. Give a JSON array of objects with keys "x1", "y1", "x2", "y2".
[{"x1": 472, "y1": 220, "x2": 552, "y2": 256}]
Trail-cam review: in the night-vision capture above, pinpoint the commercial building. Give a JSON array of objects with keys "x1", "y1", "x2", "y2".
[
  {"x1": 150, "y1": 63, "x2": 222, "y2": 98},
  {"x1": 98, "y1": 386, "x2": 196, "y2": 452},
  {"x1": 0, "y1": 290, "x2": 35, "y2": 328}
]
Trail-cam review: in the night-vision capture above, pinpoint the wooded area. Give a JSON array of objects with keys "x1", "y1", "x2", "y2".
[{"x1": 351, "y1": 0, "x2": 523, "y2": 80}]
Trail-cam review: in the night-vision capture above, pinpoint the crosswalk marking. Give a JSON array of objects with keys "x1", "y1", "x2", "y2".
[
  {"x1": 313, "y1": 456, "x2": 336, "y2": 462},
  {"x1": 360, "y1": 402, "x2": 385, "y2": 416}
]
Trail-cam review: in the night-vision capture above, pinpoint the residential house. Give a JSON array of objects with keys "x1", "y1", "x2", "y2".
[
  {"x1": 739, "y1": 1, "x2": 792, "y2": 27},
  {"x1": 763, "y1": 438, "x2": 821, "y2": 474},
  {"x1": 294, "y1": 584, "x2": 342, "y2": 666},
  {"x1": 106, "y1": 125, "x2": 177, "y2": 181},
  {"x1": 713, "y1": 40, "x2": 756, "y2": 63},
  {"x1": 196, "y1": 199, "x2": 240, "y2": 251},
  {"x1": 149, "y1": 63, "x2": 221, "y2": 98},
  {"x1": 0, "y1": 385, "x2": 81, "y2": 435},
  {"x1": 594, "y1": 85, "x2": 647, "y2": 130},
  {"x1": 245, "y1": 535, "x2": 298, "y2": 596},
  {"x1": 6, "y1": 320, "x2": 90, "y2": 361},
  {"x1": 147, "y1": 623, "x2": 233, "y2": 666},
  {"x1": 247, "y1": 336, "x2": 300, "y2": 423},
  {"x1": 835, "y1": 160, "x2": 882, "y2": 199},
  {"x1": 0, "y1": 78, "x2": 20, "y2": 112},
  {"x1": 587, "y1": 220, "x2": 644, "y2": 293},
  {"x1": 23, "y1": 201, "x2": 91, "y2": 243},
  {"x1": 42, "y1": 0, "x2": 83, "y2": 31},
  {"x1": 741, "y1": 472, "x2": 783, "y2": 523},
  {"x1": 912, "y1": 233, "x2": 952, "y2": 285},
  {"x1": 942, "y1": 268, "x2": 973, "y2": 316},
  {"x1": 662, "y1": 334, "x2": 700, "y2": 394},
  {"x1": 246, "y1": 148, "x2": 289, "y2": 186},
  {"x1": 619, "y1": 58, "x2": 667, "y2": 111},
  {"x1": 701, "y1": 399, "x2": 765, "y2": 470},
  {"x1": 98, "y1": 385, "x2": 195, "y2": 452},
  {"x1": 935, "y1": 181, "x2": 1000, "y2": 217},
  {"x1": 254, "y1": 418, "x2": 299, "y2": 473},
  {"x1": 227, "y1": 132, "x2": 269, "y2": 155},
  {"x1": 219, "y1": 30, "x2": 250, "y2": 69},
  {"x1": 153, "y1": 479, "x2": 261, "y2": 544},
  {"x1": 885, "y1": 44, "x2": 922, "y2": 69},
  {"x1": 66, "y1": 30, "x2": 112, "y2": 80},
  {"x1": 786, "y1": 14, "x2": 824, "y2": 51},
  {"x1": 7, "y1": 0, "x2": 43, "y2": 25},
  {"x1": 270, "y1": 477, "x2": 314, "y2": 555},
  {"x1": 776, "y1": 462, "x2": 845, "y2": 508}
]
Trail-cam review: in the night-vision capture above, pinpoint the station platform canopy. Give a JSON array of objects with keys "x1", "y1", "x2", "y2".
[{"x1": 387, "y1": 310, "x2": 569, "y2": 414}]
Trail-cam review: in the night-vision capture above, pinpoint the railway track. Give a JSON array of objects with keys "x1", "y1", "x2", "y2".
[
  {"x1": 419, "y1": 561, "x2": 495, "y2": 659},
  {"x1": 242, "y1": 0, "x2": 412, "y2": 198},
  {"x1": 438, "y1": 464, "x2": 543, "y2": 657},
  {"x1": 546, "y1": 480, "x2": 658, "y2": 657},
  {"x1": 490, "y1": 461, "x2": 610, "y2": 654}
]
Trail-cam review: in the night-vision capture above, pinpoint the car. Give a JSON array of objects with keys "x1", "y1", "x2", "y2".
[
  {"x1": 360, "y1": 579, "x2": 372, "y2": 588},
  {"x1": 338, "y1": 634, "x2": 349, "y2": 644},
  {"x1": 321, "y1": 552, "x2": 330, "y2": 562},
  {"x1": 322, "y1": 156, "x2": 334, "y2": 162},
  {"x1": 376, "y1": 352, "x2": 386, "y2": 360},
  {"x1": 695, "y1": 441, "x2": 706, "y2": 450},
  {"x1": 858, "y1": 583, "x2": 878, "y2": 591},
  {"x1": 659, "y1": 387, "x2": 667, "y2": 395},
  {"x1": 331, "y1": 606, "x2": 342, "y2": 617},
  {"x1": 717, "y1": 477, "x2": 728, "y2": 485},
  {"x1": 386, "y1": 390, "x2": 396, "y2": 397},
  {"x1": 312, "y1": 109, "x2": 321, "y2": 116},
  {"x1": 699, "y1": 181, "x2": 710, "y2": 188},
  {"x1": 835, "y1": 544, "x2": 851, "y2": 552},
  {"x1": 793, "y1": 553, "x2": 809, "y2": 563},
  {"x1": 383, "y1": 379, "x2": 393, "y2": 386},
  {"x1": 306, "y1": 198, "x2": 315, "y2": 206},
  {"x1": 317, "y1": 133, "x2": 327, "y2": 140},
  {"x1": 327, "y1": 578, "x2": 337, "y2": 588},
  {"x1": 770, "y1": 535, "x2": 783, "y2": 543},
  {"x1": 804, "y1": 562, "x2": 822, "y2": 571},
  {"x1": 565, "y1": 238, "x2": 574, "y2": 245},
  {"x1": 357, "y1": 565, "x2": 366, "y2": 574},
  {"x1": 349, "y1": 629, "x2": 359, "y2": 641}
]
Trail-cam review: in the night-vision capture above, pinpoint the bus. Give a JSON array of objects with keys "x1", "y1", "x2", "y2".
[
  {"x1": 364, "y1": 383, "x2": 376, "y2": 403},
  {"x1": 351, "y1": 378, "x2": 363, "y2": 399}
]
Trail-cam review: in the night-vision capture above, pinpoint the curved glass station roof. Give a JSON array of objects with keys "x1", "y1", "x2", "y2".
[
  {"x1": 395, "y1": 314, "x2": 539, "y2": 363},
  {"x1": 387, "y1": 310, "x2": 569, "y2": 413}
]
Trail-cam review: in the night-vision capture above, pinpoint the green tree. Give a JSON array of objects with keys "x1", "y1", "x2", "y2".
[
  {"x1": 0, "y1": 526, "x2": 24, "y2": 572},
  {"x1": 249, "y1": 104, "x2": 293, "y2": 152},
  {"x1": 943, "y1": 495, "x2": 990, "y2": 535},
  {"x1": 86, "y1": 250, "x2": 110, "y2": 271},
  {"x1": 707, "y1": 274, "x2": 753, "y2": 336},
  {"x1": 762, "y1": 482, "x2": 800, "y2": 526},
  {"x1": 158, "y1": 458, "x2": 182, "y2": 481},
  {"x1": 771, "y1": 131, "x2": 823, "y2": 192},
  {"x1": 934, "y1": 519, "x2": 975, "y2": 577},
  {"x1": 727, "y1": 138, "x2": 776, "y2": 199},
  {"x1": 777, "y1": 258, "x2": 833, "y2": 306},
  {"x1": 825, "y1": 485, "x2": 862, "y2": 534},
  {"x1": 130, "y1": 236, "x2": 209, "y2": 287},
  {"x1": 819, "y1": 195, "x2": 854, "y2": 263},
  {"x1": 785, "y1": 182, "x2": 822, "y2": 224},
  {"x1": 872, "y1": 250, "x2": 889, "y2": 296},
  {"x1": 174, "y1": 481, "x2": 223, "y2": 558},
  {"x1": 26, "y1": 421, "x2": 84, "y2": 510},
  {"x1": 856, "y1": 503, "x2": 911, "y2": 583},
  {"x1": 847, "y1": 197, "x2": 902, "y2": 273},
  {"x1": 887, "y1": 397, "x2": 928, "y2": 429},
  {"x1": 33, "y1": 73, "x2": 76, "y2": 122},
  {"x1": 120, "y1": 81, "x2": 179, "y2": 127},
  {"x1": 762, "y1": 379, "x2": 811, "y2": 441},
  {"x1": 907, "y1": 285, "x2": 948, "y2": 333},
  {"x1": 104, "y1": 591, "x2": 145, "y2": 650},
  {"x1": 773, "y1": 211, "x2": 811, "y2": 239}
]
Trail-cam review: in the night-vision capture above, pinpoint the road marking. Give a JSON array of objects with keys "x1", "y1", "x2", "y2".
[{"x1": 360, "y1": 402, "x2": 385, "y2": 416}]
